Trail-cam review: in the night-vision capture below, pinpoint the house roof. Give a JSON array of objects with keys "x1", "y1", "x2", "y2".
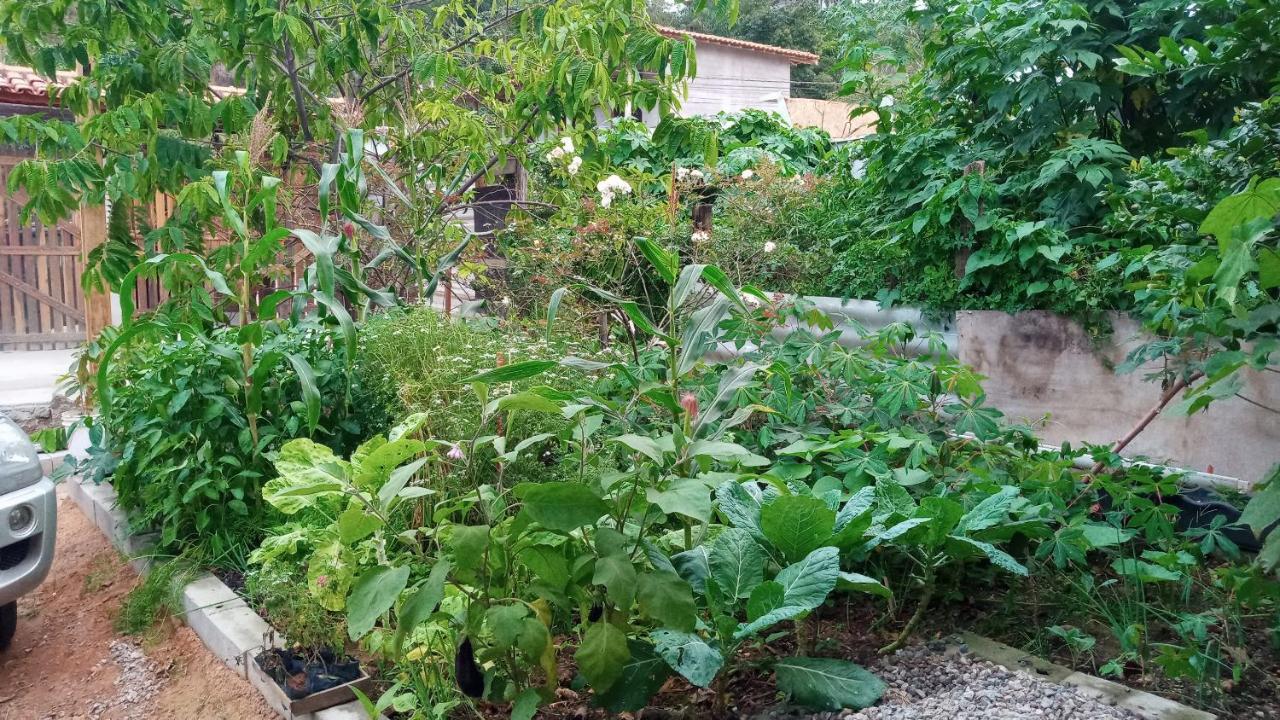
[
  {"x1": 784, "y1": 97, "x2": 877, "y2": 142},
  {"x1": 655, "y1": 26, "x2": 819, "y2": 65},
  {"x1": 0, "y1": 64, "x2": 76, "y2": 105}
]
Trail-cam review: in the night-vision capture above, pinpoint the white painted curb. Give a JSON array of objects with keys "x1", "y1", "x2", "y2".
[{"x1": 64, "y1": 474, "x2": 380, "y2": 720}]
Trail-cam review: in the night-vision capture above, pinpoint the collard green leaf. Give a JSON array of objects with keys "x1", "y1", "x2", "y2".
[
  {"x1": 651, "y1": 629, "x2": 723, "y2": 688},
  {"x1": 746, "y1": 580, "x2": 785, "y2": 621},
  {"x1": 947, "y1": 536, "x2": 1028, "y2": 576},
  {"x1": 708, "y1": 527, "x2": 766, "y2": 599},
  {"x1": 774, "y1": 657, "x2": 885, "y2": 711},
  {"x1": 347, "y1": 564, "x2": 411, "y2": 641},
  {"x1": 671, "y1": 545, "x2": 711, "y2": 593},
  {"x1": 760, "y1": 495, "x2": 836, "y2": 563},
  {"x1": 837, "y1": 572, "x2": 891, "y2": 598},
  {"x1": 735, "y1": 546, "x2": 840, "y2": 639},
  {"x1": 517, "y1": 482, "x2": 609, "y2": 532}
]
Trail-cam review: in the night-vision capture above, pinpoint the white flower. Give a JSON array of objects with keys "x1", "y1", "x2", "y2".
[
  {"x1": 690, "y1": 169, "x2": 705, "y2": 180},
  {"x1": 597, "y1": 174, "x2": 632, "y2": 195},
  {"x1": 763, "y1": 241, "x2": 777, "y2": 253},
  {"x1": 501, "y1": 296, "x2": 511, "y2": 306},
  {"x1": 691, "y1": 230, "x2": 710, "y2": 242},
  {"x1": 600, "y1": 191, "x2": 614, "y2": 208},
  {"x1": 547, "y1": 146, "x2": 566, "y2": 161},
  {"x1": 560, "y1": 136, "x2": 575, "y2": 154},
  {"x1": 741, "y1": 169, "x2": 755, "y2": 180},
  {"x1": 676, "y1": 167, "x2": 690, "y2": 181},
  {"x1": 567, "y1": 156, "x2": 582, "y2": 175}
]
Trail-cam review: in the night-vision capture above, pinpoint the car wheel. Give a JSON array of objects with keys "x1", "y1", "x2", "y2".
[{"x1": 0, "y1": 601, "x2": 16, "y2": 651}]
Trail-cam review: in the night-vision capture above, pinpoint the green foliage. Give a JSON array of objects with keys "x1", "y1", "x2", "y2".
[
  {"x1": 94, "y1": 322, "x2": 365, "y2": 556},
  {"x1": 821, "y1": 0, "x2": 1279, "y2": 321}
]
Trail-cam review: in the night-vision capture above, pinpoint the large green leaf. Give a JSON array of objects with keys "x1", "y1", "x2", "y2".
[
  {"x1": 577, "y1": 622, "x2": 631, "y2": 692},
  {"x1": 636, "y1": 571, "x2": 697, "y2": 632},
  {"x1": 647, "y1": 477, "x2": 713, "y2": 522},
  {"x1": 708, "y1": 527, "x2": 765, "y2": 599},
  {"x1": 262, "y1": 439, "x2": 350, "y2": 513},
  {"x1": 593, "y1": 552, "x2": 637, "y2": 608},
  {"x1": 393, "y1": 560, "x2": 452, "y2": 653},
  {"x1": 651, "y1": 629, "x2": 723, "y2": 688},
  {"x1": 611, "y1": 433, "x2": 670, "y2": 463},
  {"x1": 1200, "y1": 178, "x2": 1280, "y2": 246},
  {"x1": 592, "y1": 640, "x2": 671, "y2": 712},
  {"x1": 347, "y1": 564, "x2": 411, "y2": 641},
  {"x1": 517, "y1": 482, "x2": 609, "y2": 532},
  {"x1": 774, "y1": 657, "x2": 885, "y2": 711},
  {"x1": 735, "y1": 546, "x2": 840, "y2": 638},
  {"x1": 760, "y1": 495, "x2": 836, "y2": 563},
  {"x1": 947, "y1": 535, "x2": 1028, "y2": 576},
  {"x1": 464, "y1": 360, "x2": 557, "y2": 383},
  {"x1": 354, "y1": 438, "x2": 426, "y2": 489},
  {"x1": 635, "y1": 237, "x2": 678, "y2": 283}
]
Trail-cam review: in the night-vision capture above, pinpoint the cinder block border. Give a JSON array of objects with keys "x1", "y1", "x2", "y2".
[
  {"x1": 64, "y1": 474, "x2": 378, "y2": 720},
  {"x1": 953, "y1": 632, "x2": 1216, "y2": 720}
]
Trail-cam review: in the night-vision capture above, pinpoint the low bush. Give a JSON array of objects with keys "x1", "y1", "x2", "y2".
[{"x1": 94, "y1": 323, "x2": 368, "y2": 560}]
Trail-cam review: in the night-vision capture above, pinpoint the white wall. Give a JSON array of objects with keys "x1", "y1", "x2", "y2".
[
  {"x1": 644, "y1": 43, "x2": 794, "y2": 124},
  {"x1": 957, "y1": 311, "x2": 1280, "y2": 487}
]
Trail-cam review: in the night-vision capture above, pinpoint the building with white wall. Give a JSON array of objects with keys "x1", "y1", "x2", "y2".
[{"x1": 649, "y1": 26, "x2": 819, "y2": 122}]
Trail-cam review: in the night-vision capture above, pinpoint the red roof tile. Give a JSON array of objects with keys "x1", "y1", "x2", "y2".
[
  {"x1": 0, "y1": 64, "x2": 76, "y2": 104},
  {"x1": 656, "y1": 26, "x2": 819, "y2": 65}
]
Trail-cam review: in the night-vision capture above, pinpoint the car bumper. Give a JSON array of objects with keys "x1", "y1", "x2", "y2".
[{"x1": 0, "y1": 478, "x2": 57, "y2": 605}]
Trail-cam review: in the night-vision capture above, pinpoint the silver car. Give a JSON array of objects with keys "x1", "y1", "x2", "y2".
[{"x1": 0, "y1": 415, "x2": 57, "y2": 651}]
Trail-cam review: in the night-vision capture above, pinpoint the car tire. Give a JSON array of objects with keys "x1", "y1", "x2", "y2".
[{"x1": 0, "y1": 601, "x2": 16, "y2": 652}]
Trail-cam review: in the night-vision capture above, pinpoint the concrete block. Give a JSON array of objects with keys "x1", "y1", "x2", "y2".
[
  {"x1": 313, "y1": 701, "x2": 376, "y2": 720},
  {"x1": 956, "y1": 632, "x2": 1214, "y2": 720}
]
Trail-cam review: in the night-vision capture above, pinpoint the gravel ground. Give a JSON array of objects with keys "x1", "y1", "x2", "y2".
[
  {"x1": 87, "y1": 641, "x2": 161, "y2": 719},
  {"x1": 832, "y1": 644, "x2": 1141, "y2": 720}
]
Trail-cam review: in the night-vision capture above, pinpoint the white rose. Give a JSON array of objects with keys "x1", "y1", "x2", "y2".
[
  {"x1": 763, "y1": 241, "x2": 777, "y2": 253},
  {"x1": 560, "y1": 136, "x2": 575, "y2": 153},
  {"x1": 600, "y1": 191, "x2": 614, "y2": 208},
  {"x1": 548, "y1": 146, "x2": 566, "y2": 161},
  {"x1": 567, "y1": 156, "x2": 582, "y2": 175},
  {"x1": 741, "y1": 169, "x2": 755, "y2": 180}
]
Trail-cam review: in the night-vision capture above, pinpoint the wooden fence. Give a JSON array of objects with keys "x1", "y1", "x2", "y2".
[{"x1": 0, "y1": 154, "x2": 87, "y2": 350}]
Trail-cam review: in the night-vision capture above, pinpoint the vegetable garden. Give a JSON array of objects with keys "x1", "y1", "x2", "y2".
[{"x1": 3, "y1": 0, "x2": 1278, "y2": 717}]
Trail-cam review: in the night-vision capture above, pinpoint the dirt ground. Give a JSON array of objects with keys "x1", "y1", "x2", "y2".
[{"x1": 0, "y1": 492, "x2": 275, "y2": 720}]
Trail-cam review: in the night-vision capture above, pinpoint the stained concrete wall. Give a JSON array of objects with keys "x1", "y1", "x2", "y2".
[
  {"x1": 642, "y1": 43, "x2": 794, "y2": 125},
  {"x1": 956, "y1": 310, "x2": 1280, "y2": 486}
]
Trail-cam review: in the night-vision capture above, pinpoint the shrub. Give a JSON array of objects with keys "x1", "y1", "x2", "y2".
[{"x1": 95, "y1": 323, "x2": 367, "y2": 559}]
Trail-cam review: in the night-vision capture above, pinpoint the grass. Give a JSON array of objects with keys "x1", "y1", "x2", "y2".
[{"x1": 114, "y1": 555, "x2": 200, "y2": 637}]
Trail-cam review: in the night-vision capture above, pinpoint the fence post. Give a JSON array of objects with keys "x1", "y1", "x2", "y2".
[{"x1": 78, "y1": 204, "x2": 110, "y2": 343}]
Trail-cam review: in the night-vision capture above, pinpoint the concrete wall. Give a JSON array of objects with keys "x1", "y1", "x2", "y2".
[
  {"x1": 957, "y1": 310, "x2": 1280, "y2": 486},
  {"x1": 645, "y1": 43, "x2": 793, "y2": 124}
]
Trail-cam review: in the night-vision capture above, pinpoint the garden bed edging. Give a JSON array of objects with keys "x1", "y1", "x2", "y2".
[{"x1": 61, "y1": 471, "x2": 382, "y2": 720}]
